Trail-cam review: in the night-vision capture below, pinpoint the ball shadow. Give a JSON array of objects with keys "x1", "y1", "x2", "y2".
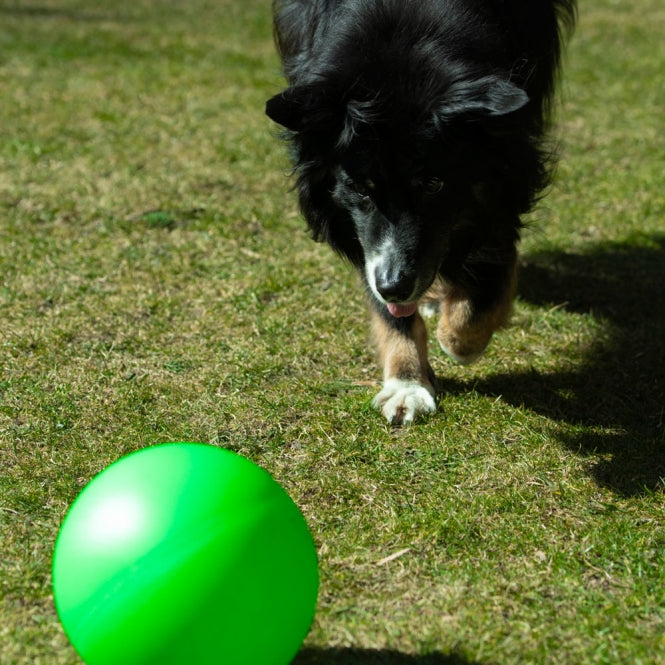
[
  {"x1": 439, "y1": 234, "x2": 665, "y2": 496},
  {"x1": 293, "y1": 647, "x2": 481, "y2": 665}
]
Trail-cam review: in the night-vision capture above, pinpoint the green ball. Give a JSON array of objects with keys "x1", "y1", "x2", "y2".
[{"x1": 52, "y1": 443, "x2": 318, "y2": 665}]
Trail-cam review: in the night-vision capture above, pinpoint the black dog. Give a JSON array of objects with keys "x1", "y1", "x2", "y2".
[{"x1": 266, "y1": 0, "x2": 576, "y2": 424}]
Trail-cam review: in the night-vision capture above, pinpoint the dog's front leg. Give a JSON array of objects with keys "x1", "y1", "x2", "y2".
[
  {"x1": 371, "y1": 306, "x2": 437, "y2": 425},
  {"x1": 436, "y1": 254, "x2": 517, "y2": 365}
]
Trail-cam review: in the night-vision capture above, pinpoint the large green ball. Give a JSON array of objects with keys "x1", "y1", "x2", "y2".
[{"x1": 52, "y1": 443, "x2": 318, "y2": 665}]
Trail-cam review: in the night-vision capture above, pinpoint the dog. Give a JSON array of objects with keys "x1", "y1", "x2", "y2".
[{"x1": 266, "y1": 0, "x2": 576, "y2": 424}]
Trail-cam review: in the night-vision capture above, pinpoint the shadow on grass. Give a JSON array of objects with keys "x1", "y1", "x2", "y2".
[
  {"x1": 293, "y1": 647, "x2": 480, "y2": 665},
  {"x1": 442, "y1": 234, "x2": 665, "y2": 496}
]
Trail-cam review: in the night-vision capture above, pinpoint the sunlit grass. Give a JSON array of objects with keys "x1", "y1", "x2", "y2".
[{"x1": 1, "y1": 1, "x2": 663, "y2": 663}]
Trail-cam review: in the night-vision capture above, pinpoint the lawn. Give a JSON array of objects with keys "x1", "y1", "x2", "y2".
[{"x1": 1, "y1": 0, "x2": 664, "y2": 663}]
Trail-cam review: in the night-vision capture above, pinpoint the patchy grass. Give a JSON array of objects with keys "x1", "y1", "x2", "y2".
[{"x1": 1, "y1": 0, "x2": 663, "y2": 664}]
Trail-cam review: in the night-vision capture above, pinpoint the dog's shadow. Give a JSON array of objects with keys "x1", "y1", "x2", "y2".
[
  {"x1": 438, "y1": 234, "x2": 665, "y2": 496},
  {"x1": 293, "y1": 647, "x2": 479, "y2": 665}
]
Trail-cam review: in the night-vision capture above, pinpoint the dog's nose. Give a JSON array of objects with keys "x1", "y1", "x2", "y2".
[{"x1": 375, "y1": 268, "x2": 416, "y2": 303}]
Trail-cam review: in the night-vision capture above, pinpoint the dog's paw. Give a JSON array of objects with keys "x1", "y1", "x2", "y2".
[
  {"x1": 438, "y1": 340, "x2": 486, "y2": 366},
  {"x1": 373, "y1": 378, "x2": 436, "y2": 425},
  {"x1": 418, "y1": 300, "x2": 441, "y2": 319},
  {"x1": 437, "y1": 321, "x2": 491, "y2": 366}
]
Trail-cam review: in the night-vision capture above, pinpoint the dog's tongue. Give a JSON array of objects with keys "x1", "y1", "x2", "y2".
[{"x1": 387, "y1": 302, "x2": 418, "y2": 318}]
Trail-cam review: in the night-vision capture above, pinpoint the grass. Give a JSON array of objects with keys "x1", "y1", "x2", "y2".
[{"x1": 0, "y1": 0, "x2": 663, "y2": 663}]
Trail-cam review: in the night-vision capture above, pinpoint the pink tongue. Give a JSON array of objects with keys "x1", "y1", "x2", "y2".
[{"x1": 387, "y1": 302, "x2": 418, "y2": 318}]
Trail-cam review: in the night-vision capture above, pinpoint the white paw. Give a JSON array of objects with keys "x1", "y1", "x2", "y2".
[
  {"x1": 418, "y1": 301, "x2": 440, "y2": 319},
  {"x1": 373, "y1": 378, "x2": 437, "y2": 425}
]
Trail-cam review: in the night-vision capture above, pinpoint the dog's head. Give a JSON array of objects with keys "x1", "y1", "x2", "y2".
[{"x1": 267, "y1": 63, "x2": 530, "y2": 315}]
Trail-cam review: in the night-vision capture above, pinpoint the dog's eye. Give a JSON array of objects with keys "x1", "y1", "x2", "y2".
[
  {"x1": 421, "y1": 177, "x2": 444, "y2": 196},
  {"x1": 349, "y1": 179, "x2": 373, "y2": 198}
]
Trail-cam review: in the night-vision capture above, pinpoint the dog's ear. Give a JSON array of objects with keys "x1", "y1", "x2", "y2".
[
  {"x1": 437, "y1": 76, "x2": 529, "y2": 122},
  {"x1": 266, "y1": 85, "x2": 338, "y2": 132}
]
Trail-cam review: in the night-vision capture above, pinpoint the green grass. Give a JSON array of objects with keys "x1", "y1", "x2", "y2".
[{"x1": 1, "y1": 0, "x2": 663, "y2": 663}]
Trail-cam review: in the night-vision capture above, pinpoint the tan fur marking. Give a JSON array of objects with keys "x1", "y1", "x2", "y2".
[
  {"x1": 371, "y1": 309, "x2": 432, "y2": 385},
  {"x1": 436, "y1": 264, "x2": 517, "y2": 364}
]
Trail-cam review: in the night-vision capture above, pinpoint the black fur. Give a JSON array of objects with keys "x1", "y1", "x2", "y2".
[{"x1": 266, "y1": 0, "x2": 576, "y2": 420}]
